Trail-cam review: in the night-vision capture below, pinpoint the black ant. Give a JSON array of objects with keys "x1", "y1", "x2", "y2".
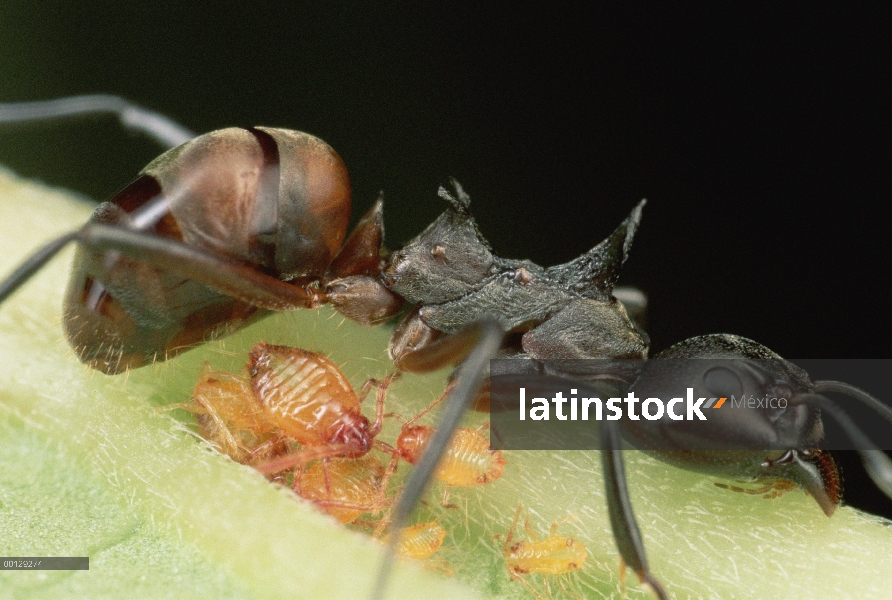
[{"x1": 1, "y1": 96, "x2": 891, "y2": 600}]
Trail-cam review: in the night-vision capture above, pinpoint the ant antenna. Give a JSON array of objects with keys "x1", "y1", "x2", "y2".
[
  {"x1": 813, "y1": 380, "x2": 892, "y2": 425},
  {"x1": 0, "y1": 95, "x2": 196, "y2": 148},
  {"x1": 370, "y1": 320, "x2": 503, "y2": 600}
]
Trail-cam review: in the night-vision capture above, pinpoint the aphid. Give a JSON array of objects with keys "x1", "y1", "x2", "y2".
[
  {"x1": 396, "y1": 424, "x2": 504, "y2": 508},
  {"x1": 393, "y1": 520, "x2": 447, "y2": 560},
  {"x1": 397, "y1": 424, "x2": 505, "y2": 488},
  {"x1": 172, "y1": 364, "x2": 288, "y2": 466},
  {"x1": 386, "y1": 389, "x2": 505, "y2": 506},
  {"x1": 298, "y1": 455, "x2": 390, "y2": 524},
  {"x1": 498, "y1": 504, "x2": 587, "y2": 600},
  {"x1": 246, "y1": 343, "x2": 398, "y2": 473},
  {"x1": 178, "y1": 348, "x2": 399, "y2": 522}
]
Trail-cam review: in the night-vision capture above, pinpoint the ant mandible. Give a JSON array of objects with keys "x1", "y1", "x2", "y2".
[{"x1": 2, "y1": 96, "x2": 892, "y2": 600}]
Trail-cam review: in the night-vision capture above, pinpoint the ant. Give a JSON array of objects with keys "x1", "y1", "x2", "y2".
[{"x1": 2, "y1": 96, "x2": 892, "y2": 599}]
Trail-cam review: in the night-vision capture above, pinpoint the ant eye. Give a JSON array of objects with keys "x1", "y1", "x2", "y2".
[
  {"x1": 703, "y1": 366, "x2": 743, "y2": 398},
  {"x1": 430, "y1": 245, "x2": 447, "y2": 261}
]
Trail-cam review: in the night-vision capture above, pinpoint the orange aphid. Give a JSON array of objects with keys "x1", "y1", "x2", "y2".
[
  {"x1": 180, "y1": 345, "x2": 400, "y2": 522},
  {"x1": 500, "y1": 504, "x2": 587, "y2": 600},
  {"x1": 177, "y1": 364, "x2": 287, "y2": 465},
  {"x1": 298, "y1": 456, "x2": 388, "y2": 523},
  {"x1": 249, "y1": 343, "x2": 398, "y2": 474},
  {"x1": 395, "y1": 520, "x2": 447, "y2": 560},
  {"x1": 396, "y1": 425, "x2": 505, "y2": 487},
  {"x1": 250, "y1": 344, "x2": 370, "y2": 451}
]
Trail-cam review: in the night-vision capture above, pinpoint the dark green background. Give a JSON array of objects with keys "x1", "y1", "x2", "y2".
[{"x1": 1, "y1": 4, "x2": 889, "y2": 516}]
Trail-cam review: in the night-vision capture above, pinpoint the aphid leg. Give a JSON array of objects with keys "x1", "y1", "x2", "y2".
[
  {"x1": 367, "y1": 373, "x2": 401, "y2": 437},
  {"x1": 256, "y1": 444, "x2": 355, "y2": 477},
  {"x1": 244, "y1": 437, "x2": 288, "y2": 464},
  {"x1": 510, "y1": 572, "x2": 546, "y2": 600},
  {"x1": 618, "y1": 559, "x2": 627, "y2": 597},
  {"x1": 322, "y1": 458, "x2": 334, "y2": 496},
  {"x1": 369, "y1": 448, "x2": 403, "y2": 538},
  {"x1": 601, "y1": 420, "x2": 668, "y2": 600},
  {"x1": 523, "y1": 512, "x2": 540, "y2": 543},
  {"x1": 371, "y1": 320, "x2": 504, "y2": 600},
  {"x1": 439, "y1": 488, "x2": 456, "y2": 510},
  {"x1": 356, "y1": 378, "x2": 381, "y2": 403},
  {"x1": 0, "y1": 95, "x2": 196, "y2": 148},
  {"x1": 541, "y1": 573, "x2": 554, "y2": 600},
  {"x1": 502, "y1": 503, "x2": 522, "y2": 550},
  {"x1": 399, "y1": 382, "x2": 453, "y2": 429},
  {"x1": 192, "y1": 397, "x2": 247, "y2": 458},
  {"x1": 163, "y1": 391, "x2": 248, "y2": 459},
  {"x1": 548, "y1": 514, "x2": 577, "y2": 537},
  {"x1": 292, "y1": 462, "x2": 306, "y2": 495}
]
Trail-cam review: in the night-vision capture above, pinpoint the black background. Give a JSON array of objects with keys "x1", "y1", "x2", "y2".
[{"x1": 1, "y1": 4, "x2": 889, "y2": 517}]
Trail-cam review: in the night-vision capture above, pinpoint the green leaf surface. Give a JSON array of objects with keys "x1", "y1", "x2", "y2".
[{"x1": 1, "y1": 166, "x2": 891, "y2": 600}]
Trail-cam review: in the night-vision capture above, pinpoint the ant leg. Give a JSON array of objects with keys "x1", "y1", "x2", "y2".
[
  {"x1": 367, "y1": 373, "x2": 401, "y2": 437},
  {"x1": 0, "y1": 95, "x2": 195, "y2": 148},
  {"x1": 371, "y1": 320, "x2": 504, "y2": 600},
  {"x1": 0, "y1": 222, "x2": 316, "y2": 310},
  {"x1": 0, "y1": 233, "x2": 78, "y2": 304},
  {"x1": 323, "y1": 200, "x2": 404, "y2": 325},
  {"x1": 612, "y1": 286, "x2": 648, "y2": 331},
  {"x1": 601, "y1": 420, "x2": 668, "y2": 600},
  {"x1": 391, "y1": 315, "x2": 490, "y2": 373},
  {"x1": 388, "y1": 308, "x2": 443, "y2": 371}
]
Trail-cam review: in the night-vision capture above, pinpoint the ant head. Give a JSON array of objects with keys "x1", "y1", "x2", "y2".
[
  {"x1": 630, "y1": 334, "x2": 823, "y2": 452},
  {"x1": 626, "y1": 334, "x2": 839, "y2": 512}
]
